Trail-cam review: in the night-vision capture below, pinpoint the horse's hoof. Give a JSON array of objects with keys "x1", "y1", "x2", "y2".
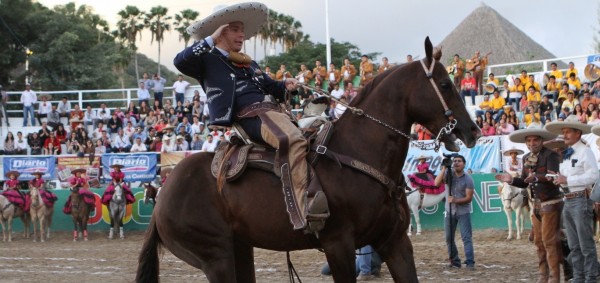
[
  {"x1": 84, "y1": 238, "x2": 88, "y2": 242},
  {"x1": 73, "y1": 238, "x2": 77, "y2": 242},
  {"x1": 407, "y1": 232, "x2": 412, "y2": 236},
  {"x1": 416, "y1": 232, "x2": 422, "y2": 236},
  {"x1": 33, "y1": 239, "x2": 37, "y2": 243},
  {"x1": 516, "y1": 235, "x2": 521, "y2": 240}
]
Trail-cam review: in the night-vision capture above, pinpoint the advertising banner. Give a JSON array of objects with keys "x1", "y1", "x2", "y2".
[
  {"x1": 57, "y1": 156, "x2": 102, "y2": 188},
  {"x1": 3, "y1": 156, "x2": 56, "y2": 180},
  {"x1": 101, "y1": 153, "x2": 157, "y2": 182}
]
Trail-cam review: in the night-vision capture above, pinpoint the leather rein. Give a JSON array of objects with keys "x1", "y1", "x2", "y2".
[{"x1": 299, "y1": 57, "x2": 457, "y2": 152}]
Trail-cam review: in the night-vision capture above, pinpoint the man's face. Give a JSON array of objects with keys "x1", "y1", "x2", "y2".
[
  {"x1": 454, "y1": 55, "x2": 459, "y2": 62},
  {"x1": 551, "y1": 64, "x2": 557, "y2": 70},
  {"x1": 315, "y1": 61, "x2": 321, "y2": 67},
  {"x1": 219, "y1": 21, "x2": 245, "y2": 52},
  {"x1": 452, "y1": 157, "x2": 465, "y2": 172},
  {"x1": 543, "y1": 96, "x2": 549, "y2": 102},
  {"x1": 569, "y1": 63, "x2": 575, "y2": 69},
  {"x1": 525, "y1": 135, "x2": 543, "y2": 153},
  {"x1": 562, "y1": 128, "x2": 581, "y2": 146},
  {"x1": 136, "y1": 138, "x2": 142, "y2": 145}
]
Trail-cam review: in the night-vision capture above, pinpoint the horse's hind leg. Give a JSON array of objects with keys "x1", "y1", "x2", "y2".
[
  {"x1": 31, "y1": 213, "x2": 38, "y2": 242},
  {"x1": 504, "y1": 205, "x2": 513, "y2": 240},
  {"x1": 233, "y1": 239, "x2": 255, "y2": 283},
  {"x1": 515, "y1": 205, "x2": 523, "y2": 240},
  {"x1": 379, "y1": 232, "x2": 419, "y2": 283}
]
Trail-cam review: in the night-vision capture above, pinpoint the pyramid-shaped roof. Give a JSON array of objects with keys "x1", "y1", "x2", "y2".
[{"x1": 438, "y1": 4, "x2": 556, "y2": 66}]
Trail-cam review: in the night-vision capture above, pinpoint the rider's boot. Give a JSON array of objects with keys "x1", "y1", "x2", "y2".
[{"x1": 304, "y1": 167, "x2": 329, "y2": 233}]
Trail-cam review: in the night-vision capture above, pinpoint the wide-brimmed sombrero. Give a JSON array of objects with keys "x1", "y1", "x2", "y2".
[
  {"x1": 502, "y1": 147, "x2": 524, "y2": 156},
  {"x1": 31, "y1": 170, "x2": 44, "y2": 176},
  {"x1": 38, "y1": 93, "x2": 52, "y2": 100},
  {"x1": 109, "y1": 164, "x2": 124, "y2": 169},
  {"x1": 162, "y1": 135, "x2": 171, "y2": 141},
  {"x1": 186, "y1": 2, "x2": 268, "y2": 40},
  {"x1": 509, "y1": 128, "x2": 557, "y2": 143},
  {"x1": 545, "y1": 115, "x2": 592, "y2": 135},
  {"x1": 544, "y1": 135, "x2": 567, "y2": 150},
  {"x1": 592, "y1": 124, "x2": 600, "y2": 136},
  {"x1": 415, "y1": 155, "x2": 428, "y2": 160},
  {"x1": 162, "y1": 125, "x2": 175, "y2": 132},
  {"x1": 71, "y1": 168, "x2": 86, "y2": 174},
  {"x1": 5, "y1": 170, "x2": 20, "y2": 178}
]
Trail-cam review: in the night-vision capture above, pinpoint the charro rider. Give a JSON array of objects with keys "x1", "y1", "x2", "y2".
[
  {"x1": 63, "y1": 168, "x2": 95, "y2": 214},
  {"x1": 101, "y1": 164, "x2": 135, "y2": 206},
  {"x1": 2, "y1": 171, "x2": 27, "y2": 212},
  {"x1": 29, "y1": 170, "x2": 57, "y2": 207},
  {"x1": 173, "y1": 2, "x2": 329, "y2": 232},
  {"x1": 495, "y1": 128, "x2": 563, "y2": 283}
]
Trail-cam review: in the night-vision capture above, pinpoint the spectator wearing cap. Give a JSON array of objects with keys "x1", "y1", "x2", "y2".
[
  {"x1": 160, "y1": 135, "x2": 174, "y2": 153},
  {"x1": 37, "y1": 93, "x2": 52, "y2": 126},
  {"x1": 20, "y1": 83, "x2": 37, "y2": 126},
  {"x1": 57, "y1": 96, "x2": 71, "y2": 123},
  {"x1": 174, "y1": 135, "x2": 188, "y2": 151}
]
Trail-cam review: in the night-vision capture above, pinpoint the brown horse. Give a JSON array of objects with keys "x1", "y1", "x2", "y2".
[
  {"x1": 69, "y1": 186, "x2": 90, "y2": 241},
  {"x1": 142, "y1": 182, "x2": 160, "y2": 206},
  {"x1": 0, "y1": 194, "x2": 30, "y2": 242},
  {"x1": 136, "y1": 37, "x2": 481, "y2": 283},
  {"x1": 29, "y1": 185, "x2": 54, "y2": 242}
]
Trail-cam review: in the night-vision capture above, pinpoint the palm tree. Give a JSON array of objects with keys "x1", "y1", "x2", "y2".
[
  {"x1": 146, "y1": 6, "x2": 172, "y2": 76},
  {"x1": 115, "y1": 5, "x2": 145, "y2": 82},
  {"x1": 173, "y1": 9, "x2": 199, "y2": 48}
]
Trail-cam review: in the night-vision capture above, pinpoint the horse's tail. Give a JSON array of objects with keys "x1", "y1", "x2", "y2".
[{"x1": 135, "y1": 216, "x2": 161, "y2": 283}]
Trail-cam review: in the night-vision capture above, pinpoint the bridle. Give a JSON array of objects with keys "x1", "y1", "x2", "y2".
[{"x1": 297, "y1": 57, "x2": 457, "y2": 152}]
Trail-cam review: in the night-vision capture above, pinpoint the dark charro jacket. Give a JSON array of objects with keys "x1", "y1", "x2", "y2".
[
  {"x1": 511, "y1": 147, "x2": 561, "y2": 202},
  {"x1": 173, "y1": 38, "x2": 286, "y2": 127}
]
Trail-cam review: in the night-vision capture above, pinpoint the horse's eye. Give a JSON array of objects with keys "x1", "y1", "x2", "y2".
[{"x1": 440, "y1": 82, "x2": 451, "y2": 90}]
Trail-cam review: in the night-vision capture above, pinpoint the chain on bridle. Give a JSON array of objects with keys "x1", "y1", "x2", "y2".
[{"x1": 297, "y1": 57, "x2": 457, "y2": 152}]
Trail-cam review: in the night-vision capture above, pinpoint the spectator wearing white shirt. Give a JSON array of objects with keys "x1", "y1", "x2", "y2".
[
  {"x1": 172, "y1": 75, "x2": 190, "y2": 105},
  {"x1": 330, "y1": 84, "x2": 344, "y2": 100},
  {"x1": 83, "y1": 105, "x2": 97, "y2": 130},
  {"x1": 20, "y1": 83, "x2": 37, "y2": 126},
  {"x1": 160, "y1": 136, "x2": 174, "y2": 153},
  {"x1": 37, "y1": 94, "x2": 52, "y2": 126},
  {"x1": 15, "y1": 131, "x2": 28, "y2": 155},
  {"x1": 151, "y1": 74, "x2": 167, "y2": 108},
  {"x1": 174, "y1": 135, "x2": 188, "y2": 151},
  {"x1": 112, "y1": 128, "x2": 131, "y2": 153},
  {"x1": 92, "y1": 121, "x2": 105, "y2": 140},
  {"x1": 201, "y1": 135, "x2": 218, "y2": 152},
  {"x1": 97, "y1": 103, "x2": 111, "y2": 125},
  {"x1": 190, "y1": 116, "x2": 203, "y2": 136},
  {"x1": 123, "y1": 121, "x2": 135, "y2": 142},
  {"x1": 130, "y1": 137, "x2": 147, "y2": 152},
  {"x1": 57, "y1": 96, "x2": 71, "y2": 123},
  {"x1": 137, "y1": 82, "x2": 151, "y2": 106}
]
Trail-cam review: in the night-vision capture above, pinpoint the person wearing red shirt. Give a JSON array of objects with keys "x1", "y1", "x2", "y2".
[
  {"x1": 43, "y1": 132, "x2": 61, "y2": 154},
  {"x1": 481, "y1": 122, "x2": 496, "y2": 136},
  {"x1": 460, "y1": 72, "x2": 477, "y2": 105},
  {"x1": 414, "y1": 123, "x2": 432, "y2": 140}
]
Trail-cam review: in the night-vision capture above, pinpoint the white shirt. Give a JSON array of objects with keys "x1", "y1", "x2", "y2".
[
  {"x1": 173, "y1": 80, "x2": 190, "y2": 93},
  {"x1": 137, "y1": 88, "x2": 151, "y2": 100},
  {"x1": 113, "y1": 134, "x2": 131, "y2": 148},
  {"x1": 38, "y1": 101, "x2": 52, "y2": 114},
  {"x1": 130, "y1": 143, "x2": 147, "y2": 152},
  {"x1": 92, "y1": 127, "x2": 104, "y2": 140},
  {"x1": 15, "y1": 138, "x2": 27, "y2": 150},
  {"x1": 201, "y1": 139, "x2": 218, "y2": 152},
  {"x1": 123, "y1": 126, "x2": 135, "y2": 139},
  {"x1": 20, "y1": 90, "x2": 37, "y2": 107},
  {"x1": 161, "y1": 141, "x2": 174, "y2": 153},
  {"x1": 98, "y1": 107, "x2": 110, "y2": 120},
  {"x1": 330, "y1": 88, "x2": 344, "y2": 99},
  {"x1": 560, "y1": 140, "x2": 599, "y2": 192},
  {"x1": 84, "y1": 109, "x2": 96, "y2": 122},
  {"x1": 57, "y1": 100, "x2": 71, "y2": 113}
]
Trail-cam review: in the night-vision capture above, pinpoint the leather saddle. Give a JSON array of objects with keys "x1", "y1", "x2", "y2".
[{"x1": 211, "y1": 98, "x2": 333, "y2": 183}]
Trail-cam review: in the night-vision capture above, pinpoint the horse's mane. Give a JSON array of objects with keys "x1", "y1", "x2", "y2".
[{"x1": 349, "y1": 63, "x2": 406, "y2": 107}]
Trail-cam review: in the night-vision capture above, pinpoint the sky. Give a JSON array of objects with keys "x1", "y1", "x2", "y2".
[{"x1": 37, "y1": 0, "x2": 600, "y2": 73}]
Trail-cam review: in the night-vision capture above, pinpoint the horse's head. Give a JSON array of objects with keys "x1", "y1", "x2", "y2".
[{"x1": 406, "y1": 37, "x2": 481, "y2": 151}]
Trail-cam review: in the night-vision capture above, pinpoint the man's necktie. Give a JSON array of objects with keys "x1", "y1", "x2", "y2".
[{"x1": 563, "y1": 147, "x2": 575, "y2": 160}]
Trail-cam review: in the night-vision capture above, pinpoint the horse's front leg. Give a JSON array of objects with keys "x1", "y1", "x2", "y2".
[
  {"x1": 7, "y1": 216, "x2": 13, "y2": 242},
  {"x1": 504, "y1": 203, "x2": 513, "y2": 240},
  {"x1": 31, "y1": 213, "x2": 38, "y2": 242},
  {"x1": 515, "y1": 204, "x2": 523, "y2": 240},
  {"x1": 322, "y1": 236, "x2": 359, "y2": 283},
  {"x1": 378, "y1": 227, "x2": 419, "y2": 283},
  {"x1": 72, "y1": 217, "x2": 79, "y2": 242},
  {"x1": 39, "y1": 214, "x2": 45, "y2": 243}
]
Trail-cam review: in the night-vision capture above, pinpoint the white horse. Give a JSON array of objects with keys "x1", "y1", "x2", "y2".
[
  {"x1": 406, "y1": 187, "x2": 446, "y2": 236},
  {"x1": 500, "y1": 182, "x2": 527, "y2": 240},
  {"x1": 108, "y1": 183, "x2": 126, "y2": 239},
  {"x1": 28, "y1": 185, "x2": 54, "y2": 242},
  {"x1": 0, "y1": 194, "x2": 30, "y2": 242}
]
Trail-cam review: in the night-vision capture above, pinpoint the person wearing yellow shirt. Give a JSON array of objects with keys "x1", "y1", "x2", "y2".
[
  {"x1": 486, "y1": 73, "x2": 499, "y2": 88},
  {"x1": 549, "y1": 62, "x2": 563, "y2": 82},
  {"x1": 490, "y1": 90, "x2": 507, "y2": 121},
  {"x1": 525, "y1": 75, "x2": 541, "y2": 92},
  {"x1": 561, "y1": 91, "x2": 579, "y2": 111},
  {"x1": 566, "y1": 73, "x2": 581, "y2": 92},
  {"x1": 544, "y1": 75, "x2": 560, "y2": 102},
  {"x1": 526, "y1": 86, "x2": 542, "y2": 108},
  {"x1": 475, "y1": 94, "x2": 493, "y2": 117},
  {"x1": 509, "y1": 78, "x2": 526, "y2": 111},
  {"x1": 519, "y1": 70, "x2": 530, "y2": 86},
  {"x1": 565, "y1": 62, "x2": 578, "y2": 79},
  {"x1": 523, "y1": 105, "x2": 540, "y2": 127},
  {"x1": 557, "y1": 83, "x2": 570, "y2": 110}
]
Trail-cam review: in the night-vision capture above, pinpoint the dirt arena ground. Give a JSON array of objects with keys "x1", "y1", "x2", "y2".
[{"x1": 0, "y1": 228, "x2": 565, "y2": 282}]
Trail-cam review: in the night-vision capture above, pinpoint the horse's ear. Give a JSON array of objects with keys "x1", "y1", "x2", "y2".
[
  {"x1": 425, "y1": 37, "x2": 433, "y2": 62},
  {"x1": 433, "y1": 46, "x2": 442, "y2": 61}
]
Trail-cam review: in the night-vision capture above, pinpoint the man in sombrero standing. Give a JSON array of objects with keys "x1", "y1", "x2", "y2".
[
  {"x1": 495, "y1": 128, "x2": 564, "y2": 283},
  {"x1": 173, "y1": 2, "x2": 328, "y2": 232},
  {"x1": 545, "y1": 116, "x2": 600, "y2": 282}
]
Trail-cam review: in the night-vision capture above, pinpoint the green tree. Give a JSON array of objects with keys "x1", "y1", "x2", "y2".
[
  {"x1": 173, "y1": 9, "x2": 199, "y2": 48},
  {"x1": 115, "y1": 5, "x2": 145, "y2": 82},
  {"x1": 146, "y1": 6, "x2": 171, "y2": 76}
]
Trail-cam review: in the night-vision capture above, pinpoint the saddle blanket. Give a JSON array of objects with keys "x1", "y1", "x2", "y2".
[
  {"x1": 101, "y1": 185, "x2": 135, "y2": 206},
  {"x1": 407, "y1": 173, "x2": 445, "y2": 195},
  {"x1": 2, "y1": 190, "x2": 28, "y2": 212},
  {"x1": 40, "y1": 190, "x2": 58, "y2": 207}
]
